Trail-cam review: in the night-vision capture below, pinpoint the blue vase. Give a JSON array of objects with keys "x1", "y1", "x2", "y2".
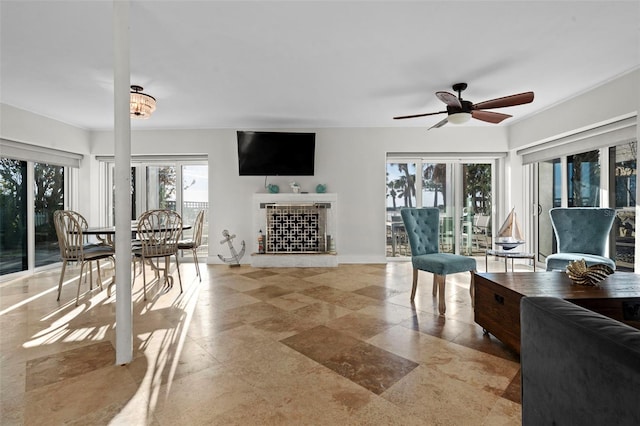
[
  {"x1": 267, "y1": 184, "x2": 279, "y2": 194},
  {"x1": 316, "y1": 184, "x2": 326, "y2": 193}
]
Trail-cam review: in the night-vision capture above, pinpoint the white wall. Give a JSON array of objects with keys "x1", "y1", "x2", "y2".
[
  {"x1": 91, "y1": 126, "x2": 508, "y2": 264},
  {"x1": 508, "y1": 69, "x2": 639, "y2": 150}
]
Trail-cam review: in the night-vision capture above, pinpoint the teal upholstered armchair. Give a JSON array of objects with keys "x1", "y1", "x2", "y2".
[
  {"x1": 546, "y1": 207, "x2": 616, "y2": 271},
  {"x1": 401, "y1": 208, "x2": 477, "y2": 315}
]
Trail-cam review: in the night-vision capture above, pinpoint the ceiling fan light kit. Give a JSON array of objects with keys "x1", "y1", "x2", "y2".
[
  {"x1": 130, "y1": 85, "x2": 156, "y2": 119},
  {"x1": 393, "y1": 82, "x2": 534, "y2": 129},
  {"x1": 448, "y1": 112, "x2": 471, "y2": 125}
]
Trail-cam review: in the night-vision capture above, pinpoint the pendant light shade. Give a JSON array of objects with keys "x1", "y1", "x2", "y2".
[
  {"x1": 130, "y1": 85, "x2": 156, "y2": 119},
  {"x1": 448, "y1": 112, "x2": 471, "y2": 125}
]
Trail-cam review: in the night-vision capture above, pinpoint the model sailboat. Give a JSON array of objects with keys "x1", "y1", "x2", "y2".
[{"x1": 495, "y1": 208, "x2": 525, "y2": 250}]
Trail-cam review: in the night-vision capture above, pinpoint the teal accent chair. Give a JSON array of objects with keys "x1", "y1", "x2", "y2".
[
  {"x1": 546, "y1": 207, "x2": 616, "y2": 271},
  {"x1": 401, "y1": 208, "x2": 477, "y2": 315}
]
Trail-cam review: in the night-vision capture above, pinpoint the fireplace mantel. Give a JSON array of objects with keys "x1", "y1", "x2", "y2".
[{"x1": 252, "y1": 193, "x2": 338, "y2": 267}]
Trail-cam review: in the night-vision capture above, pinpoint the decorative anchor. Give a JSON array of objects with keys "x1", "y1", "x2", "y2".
[{"x1": 218, "y1": 229, "x2": 245, "y2": 267}]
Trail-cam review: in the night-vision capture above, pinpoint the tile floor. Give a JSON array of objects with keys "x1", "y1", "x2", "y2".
[{"x1": 0, "y1": 257, "x2": 532, "y2": 425}]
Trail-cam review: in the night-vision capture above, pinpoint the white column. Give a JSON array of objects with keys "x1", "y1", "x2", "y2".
[{"x1": 113, "y1": 0, "x2": 133, "y2": 365}]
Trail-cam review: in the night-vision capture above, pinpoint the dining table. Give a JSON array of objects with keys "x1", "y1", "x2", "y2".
[{"x1": 81, "y1": 224, "x2": 192, "y2": 297}]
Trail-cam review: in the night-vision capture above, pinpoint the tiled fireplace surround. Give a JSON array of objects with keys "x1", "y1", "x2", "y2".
[{"x1": 252, "y1": 193, "x2": 338, "y2": 267}]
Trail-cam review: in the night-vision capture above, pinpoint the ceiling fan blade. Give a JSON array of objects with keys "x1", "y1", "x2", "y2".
[
  {"x1": 435, "y1": 91, "x2": 461, "y2": 108},
  {"x1": 393, "y1": 110, "x2": 447, "y2": 120},
  {"x1": 472, "y1": 110, "x2": 512, "y2": 124},
  {"x1": 428, "y1": 117, "x2": 449, "y2": 130},
  {"x1": 472, "y1": 92, "x2": 534, "y2": 110}
]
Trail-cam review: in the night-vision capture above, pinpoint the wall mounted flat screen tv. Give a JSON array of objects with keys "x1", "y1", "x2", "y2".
[{"x1": 237, "y1": 131, "x2": 315, "y2": 176}]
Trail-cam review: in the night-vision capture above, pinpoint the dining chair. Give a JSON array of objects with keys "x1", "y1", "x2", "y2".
[
  {"x1": 401, "y1": 208, "x2": 477, "y2": 315},
  {"x1": 134, "y1": 209, "x2": 183, "y2": 300},
  {"x1": 546, "y1": 207, "x2": 616, "y2": 271},
  {"x1": 472, "y1": 214, "x2": 491, "y2": 250},
  {"x1": 53, "y1": 210, "x2": 115, "y2": 305},
  {"x1": 178, "y1": 209, "x2": 205, "y2": 281}
]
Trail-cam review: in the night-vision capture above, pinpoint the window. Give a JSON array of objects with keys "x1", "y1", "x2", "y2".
[
  {"x1": 536, "y1": 158, "x2": 561, "y2": 264},
  {"x1": 34, "y1": 163, "x2": 65, "y2": 267},
  {"x1": 146, "y1": 165, "x2": 176, "y2": 211},
  {"x1": 386, "y1": 155, "x2": 496, "y2": 258},
  {"x1": 386, "y1": 162, "x2": 416, "y2": 257},
  {"x1": 0, "y1": 159, "x2": 28, "y2": 275},
  {"x1": 567, "y1": 150, "x2": 600, "y2": 207},
  {"x1": 101, "y1": 158, "x2": 208, "y2": 260},
  {"x1": 531, "y1": 138, "x2": 637, "y2": 271},
  {"x1": 611, "y1": 141, "x2": 637, "y2": 271},
  {"x1": 0, "y1": 140, "x2": 77, "y2": 277}
]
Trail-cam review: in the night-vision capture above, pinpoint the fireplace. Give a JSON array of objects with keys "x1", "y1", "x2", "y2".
[
  {"x1": 252, "y1": 193, "x2": 338, "y2": 267},
  {"x1": 265, "y1": 203, "x2": 329, "y2": 253}
]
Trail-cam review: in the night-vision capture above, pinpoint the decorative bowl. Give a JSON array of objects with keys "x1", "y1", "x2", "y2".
[
  {"x1": 494, "y1": 240, "x2": 525, "y2": 250},
  {"x1": 566, "y1": 259, "x2": 614, "y2": 286}
]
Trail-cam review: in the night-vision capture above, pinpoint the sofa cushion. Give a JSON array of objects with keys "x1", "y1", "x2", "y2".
[{"x1": 545, "y1": 252, "x2": 616, "y2": 271}]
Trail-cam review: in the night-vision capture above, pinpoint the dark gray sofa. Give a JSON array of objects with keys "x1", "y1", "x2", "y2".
[{"x1": 520, "y1": 297, "x2": 640, "y2": 426}]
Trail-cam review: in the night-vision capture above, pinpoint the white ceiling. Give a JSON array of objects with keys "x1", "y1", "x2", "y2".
[{"x1": 1, "y1": 1, "x2": 639, "y2": 131}]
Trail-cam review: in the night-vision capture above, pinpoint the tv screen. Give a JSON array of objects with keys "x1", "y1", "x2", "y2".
[{"x1": 237, "y1": 131, "x2": 315, "y2": 176}]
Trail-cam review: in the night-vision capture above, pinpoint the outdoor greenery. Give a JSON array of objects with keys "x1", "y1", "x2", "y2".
[
  {"x1": 568, "y1": 150, "x2": 600, "y2": 207},
  {"x1": 0, "y1": 159, "x2": 27, "y2": 254},
  {"x1": 614, "y1": 141, "x2": 636, "y2": 208},
  {"x1": 1, "y1": 159, "x2": 64, "y2": 274},
  {"x1": 386, "y1": 164, "x2": 415, "y2": 209},
  {"x1": 386, "y1": 162, "x2": 492, "y2": 214},
  {"x1": 463, "y1": 164, "x2": 492, "y2": 214}
]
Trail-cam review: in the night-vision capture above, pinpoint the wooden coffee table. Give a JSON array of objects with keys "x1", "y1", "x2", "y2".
[{"x1": 474, "y1": 272, "x2": 640, "y2": 354}]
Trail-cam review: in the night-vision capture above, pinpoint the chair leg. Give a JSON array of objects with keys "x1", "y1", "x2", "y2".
[
  {"x1": 436, "y1": 274, "x2": 446, "y2": 315},
  {"x1": 88, "y1": 261, "x2": 93, "y2": 290},
  {"x1": 469, "y1": 269, "x2": 476, "y2": 307},
  {"x1": 76, "y1": 261, "x2": 87, "y2": 306},
  {"x1": 96, "y1": 260, "x2": 104, "y2": 292},
  {"x1": 432, "y1": 274, "x2": 438, "y2": 296},
  {"x1": 57, "y1": 260, "x2": 68, "y2": 301},
  {"x1": 192, "y1": 248, "x2": 201, "y2": 281},
  {"x1": 410, "y1": 268, "x2": 419, "y2": 300},
  {"x1": 163, "y1": 256, "x2": 171, "y2": 288},
  {"x1": 174, "y1": 254, "x2": 183, "y2": 293},
  {"x1": 142, "y1": 258, "x2": 147, "y2": 301}
]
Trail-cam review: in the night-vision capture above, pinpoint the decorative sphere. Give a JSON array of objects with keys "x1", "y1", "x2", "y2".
[
  {"x1": 267, "y1": 184, "x2": 279, "y2": 194},
  {"x1": 316, "y1": 184, "x2": 327, "y2": 193}
]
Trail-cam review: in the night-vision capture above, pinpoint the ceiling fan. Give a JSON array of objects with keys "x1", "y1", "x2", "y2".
[{"x1": 393, "y1": 83, "x2": 534, "y2": 130}]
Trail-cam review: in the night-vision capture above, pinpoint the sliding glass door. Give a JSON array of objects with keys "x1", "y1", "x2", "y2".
[
  {"x1": 533, "y1": 143, "x2": 636, "y2": 271},
  {"x1": 536, "y1": 158, "x2": 560, "y2": 264},
  {"x1": 0, "y1": 159, "x2": 28, "y2": 275},
  {"x1": 567, "y1": 150, "x2": 600, "y2": 207},
  {"x1": 386, "y1": 162, "x2": 416, "y2": 257},
  {"x1": 1, "y1": 158, "x2": 67, "y2": 276},
  {"x1": 103, "y1": 159, "x2": 208, "y2": 260},
  {"x1": 611, "y1": 141, "x2": 637, "y2": 271},
  {"x1": 146, "y1": 165, "x2": 176, "y2": 211},
  {"x1": 34, "y1": 163, "x2": 65, "y2": 267},
  {"x1": 462, "y1": 163, "x2": 492, "y2": 255},
  {"x1": 181, "y1": 165, "x2": 209, "y2": 257},
  {"x1": 386, "y1": 157, "x2": 494, "y2": 258},
  {"x1": 536, "y1": 150, "x2": 600, "y2": 265},
  {"x1": 421, "y1": 162, "x2": 455, "y2": 253}
]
